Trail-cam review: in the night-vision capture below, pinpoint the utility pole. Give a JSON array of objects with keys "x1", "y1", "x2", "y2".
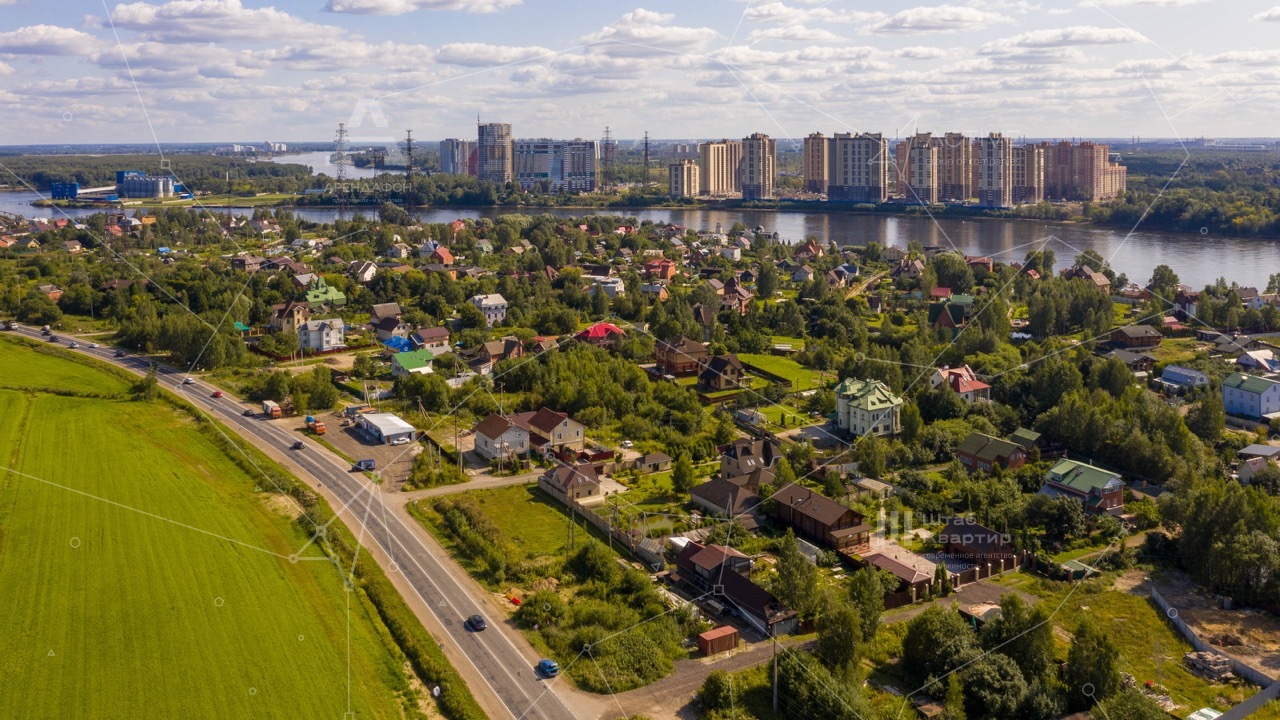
[
  {"x1": 772, "y1": 634, "x2": 779, "y2": 713},
  {"x1": 404, "y1": 129, "x2": 415, "y2": 211}
]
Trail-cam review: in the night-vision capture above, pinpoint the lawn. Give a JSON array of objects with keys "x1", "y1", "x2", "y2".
[
  {"x1": 1151, "y1": 337, "x2": 1203, "y2": 366},
  {"x1": 739, "y1": 353, "x2": 827, "y2": 391},
  {"x1": 758, "y1": 402, "x2": 813, "y2": 429},
  {"x1": 0, "y1": 352, "x2": 416, "y2": 718},
  {"x1": 448, "y1": 484, "x2": 571, "y2": 560},
  {"x1": 0, "y1": 336, "x2": 129, "y2": 396}
]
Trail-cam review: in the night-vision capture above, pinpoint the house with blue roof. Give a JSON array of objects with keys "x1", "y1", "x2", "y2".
[{"x1": 1158, "y1": 364, "x2": 1210, "y2": 394}]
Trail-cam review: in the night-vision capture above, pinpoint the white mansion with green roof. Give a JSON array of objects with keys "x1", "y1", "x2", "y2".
[
  {"x1": 1223, "y1": 372, "x2": 1280, "y2": 420},
  {"x1": 833, "y1": 378, "x2": 903, "y2": 437}
]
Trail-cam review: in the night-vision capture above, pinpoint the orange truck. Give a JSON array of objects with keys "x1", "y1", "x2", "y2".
[
  {"x1": 305, "y1": 415, "x2": 326, "y2": 435},
  {"x1": 262, "y1": 400, "x2": 282, "y2": 419}
]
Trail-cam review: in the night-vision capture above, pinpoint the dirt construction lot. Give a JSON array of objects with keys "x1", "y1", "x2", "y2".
[{"x1": 1152, "y1": 571, "x2": 1280, "y2": 680}]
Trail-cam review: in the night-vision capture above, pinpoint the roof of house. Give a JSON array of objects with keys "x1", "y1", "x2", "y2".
[
  {"x1": 1224, "y1": 372, "x2": 1280, "y2": 395},
  {"x1": 370, "y1": 302, "x2": 402, "y2": 319},
  {"x1": 1045, "y1": 459, "x2": 1121, "y2": 494},
  {"x1": 1160, "y1": 364, "x2": 1209, "y2": 385},
  {"x1": 717, "y1": 564, "x2": 795, "y2": 626},
  {"x1": 722, "y1": 437, "x2": 781, "y2": 469},
  {"x1": 393, "y1": 349, "x2": 434, "y2": 371},
  {"x1": 414, "y1": 326, "x2": 451, "y2": 341},
  {"x1": 657, "y1": 336, "x2": 705, "y2": 356},
  {"x1": 956, "y1": 432, "x2": 1024, "y2": 463},
  {"x1": 863, "y1": 552, "x2": 931, "y2": 585},
  {"x1": 511, "y1": 407, "x2": 573, "y2": 436},
  {"x1": 543, "y1": 463, "x2": 599, "y2": 491},
  {"x1": 700, "y1": 354, "x2": 744, "y2": 382},
  {"x1": 772, "y1": 482, "x2": 857, "y2": 527},
  {"x1": 637, "y1": 452, "x2": 672, "y2": 465},
  {"x1": 936, "y1": 365, "x2": 990, "y2": 394},
  {"x1": 833, "y1": 377, "x2": 902, "y2": 412},
  {"x1": 1010, "y1": 427, "x2": 1041, "y2": 449},
  {"x1": 690, "y1": 478, "x2": 761, "y2": 515},
  {"x1": 470, "y1": 293, "x2": 507, "y2": 306},
  {"x1": 374, "y1": 316, "x2": 408, "y2": 332},
  {"x1": 1238, "y1": 444, "x2": 1280, "y2": 459},
  {"x1": 576, "y1": 322, "x2": 626, "y2": 341},
  {"x1": 684, "y1": 542, "x2": 748, "y2": 572},
  {"x1": 474, "y1": 414, "x2": 523, "y2": 440},
  {"x1": 940, "y1": 517, "x2": 1011, "y2": 556},
  {"x1": 1114, "y1": 324, "x2": 1162, "y2": 339}
]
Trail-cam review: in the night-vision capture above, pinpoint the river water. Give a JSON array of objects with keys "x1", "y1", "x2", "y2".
[{"x1": 4, "y1": 185, "x2": 1277, "y2": 290}]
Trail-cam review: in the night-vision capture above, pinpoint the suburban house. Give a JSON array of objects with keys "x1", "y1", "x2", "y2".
[
  {"x1": 721, "y1": 287, "x2": 754, "y2": 315},
  {"x1": 468, "y1": 293, "x2": 508, "y2": 327},
  {"x1": 1010, "y1": 427, "x2": 1042, "y2": 453},
  {"x1": 369, "y1": 302, "x2": 402, "y2": 324},
  {"x1": 771, "y1": 482, "x2": 871, "y2": 552},
  {"x1": 699, "y1": 354, "x2": 746, "y2": 391},
  {"x1": 720, "y1": 437, "x2": 782, "y2": 482},
  {"x1": 350, "y1": 261, "x2": 378, "y2": 284},
  {"x1": 645, "y1": 258, "x2": 677, "y2": 281},
  {"x1": 927, "y1": 295, "x2": 975, "y2": 335},
  {"x1": 929, "y1": 365, "x2": 991, "y2": 402},
  {"x1": 1110, "y1": 325, "x2": 1163, "y2": 349},
  {"x1": 893, "y1": 258, "x2": 925, "y2": 280},
  {"x1": 386, "y1": 242, "x2": 413, "y2": 259},
  {"x1": 1223, "y1": 372, "x2": 1280, "y2": 419},
  {"x1": 37, "y1": 284, "x2": 63, "y2": 301},
  {"x1": 511, "y1": 407, "x2": 586, "y2": 455},
  {"x1": 430, "y1": 247, "x2": 454, "y2": 266},
  {"x1": 635, "y1": 453, "x2": 672, "y2": 473},
  {"x1": 304, "y1": 279, "x2": 347, "y2": 309},
  {"x1": 61, "y1": 240, "x2": 82, "y2": 253},
  {"x1": 939, "y1": 517, "x2": 1016, "y2": 562},
  {"x1": 1105, "y1": 349, "x2": 1157, "y2": 374},
  {"x1": 411, "y1": 326, "x2": 451, "y2": 354},
  {"x1": 231, "y1": 255, "x2": 266, "y2": 273},
  {"x1": 861, "y1": 552, "x2": 935, "y2": 596},
  {"x1": 575, "y1": 322, "x2": 627, "y2": 348},
  {"x1": 1062, "y1": 264, "x2": 1111, "y2": 294},
  {"x1": 477, "y1": 337, "x2": 524, "y2": 369},
  {"x1": 1040, "y1": 459, "x2": 1124, "y2": 513},
  {"x1": 269, "y1": 300, "x2": 312, "y2": 334},
  {"x1": 472, "y1": 414, "x2": 531, "y2": 461},
  {"x1": 690, "y1": 478, "x2": 760, "y2": 517},
  {"x1": 1158, "y1": 365, "x2": 1210, "y2": 394},
  {"x1": 391, "y1": 349, "x2": 434, "y2": 377},
  {"x1": 834, "y1": 378, "x2": 902, "y2": 437},
  {"x1": 538, "y1": 463, "x2": 601, "y2": 504},
  {"x1": 654, "y1": 336, "x2": 707, "y2": 376},
  {"x1": 956, "y1": 432, "x2": 1027, "y2": 472},
  {"x1": 298, "y1": 319, "x2": 346, "y2": 353},
  {"x1": 672, "y1": 542, "x2": 798, "y2": 637},
  {"x1": 1239, "y1": 456, "x2": 1275, "y2": 484},
  {"x1": 1238, "y1": 350, "x2": 1280, "y2": 374},
  {"x1": 374, "y1": 316, "x2": 413, "y2": 342}
]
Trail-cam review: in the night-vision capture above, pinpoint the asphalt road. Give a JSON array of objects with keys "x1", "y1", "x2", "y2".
[{"x1": 12, "y1": 327, "x2": 580, "y2": 720}]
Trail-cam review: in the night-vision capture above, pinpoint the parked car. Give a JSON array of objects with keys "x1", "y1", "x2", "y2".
[
  {"x1": 212, "y1": 391, "x2": 223, "y2": 398},
  {"x1": 390, "y1": 437, "x2": 411, "y2": 446},
  {"x1": 291, "y1": 441, "x2": 304, "y2": 450},
  {"x1": 182, "y1": 377, "x2": 195, "y2": 385},
  {"x1": 352, "y1": 459, "x2": 376, "y2": 472},
  {"x1": 465, "y1": 615, "x2": 487, "y2": 632},
  {"x1": 536, "y1": 659, "x2": 560, "y2": 678},
  {"x1": 242, "y1": 409, "x2": 255, "y2": 417},
  {"x1": 620, "y1": 440, "x2": 634, "y2": 449}
]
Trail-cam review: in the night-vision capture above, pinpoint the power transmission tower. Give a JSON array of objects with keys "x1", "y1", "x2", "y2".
[
  {"x1": 601, "y1": 126, "x2": 614, "y2": 187},
  {"x1": 334, "y1": 122, "x2": 350, "y2": 217},
  {"x1": 403, "y1": 129, "x2": 415, "y2": 211},
  {"x1": 643, "y1": 131, "x2": 650, "y2": 187}
]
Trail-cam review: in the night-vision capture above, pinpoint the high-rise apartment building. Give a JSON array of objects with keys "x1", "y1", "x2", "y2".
[
  {"x1": 976, "y1": 133, "x2": 1013, "y2": 208},
  {"x1": 698, "y1": 139, "x2": 743, "y2": 196},
  {"x1": 1012, "y1": 144, "x2": 1045, "y2": 205},
  {"x1": 477, "y1": 122, "x2": 513, "y2": 184},
  {"x1": 827, "y1": 132, "x2": 888, "y2": 203},
  {"x1": 740, "y1": 133, "x2": 776, "y2": 201},
  {"x1": 938, "y1": 132, "x2": 972, "y2": 202},
  {"x1": 439, "y1": 139, "x2": 474, "y2": 176},
  {"x1": 803, "y1": 132, "x2": 828, "y2": 194},
  {"x1": 1043, "y1": 141, "x2": 1127, "y2": 202},
  {"x1": 894, "y1": 132, "x2": 939, "y2": 203},
  {"x1": 514, "y1": 139, "x2": 598, "y2": 192},
  {"x1": 668, "y1": 159, "x2": 700, "y2": 198}
]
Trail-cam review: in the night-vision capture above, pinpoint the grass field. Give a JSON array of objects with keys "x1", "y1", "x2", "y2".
[
  {"x1": 0, "y1": 345, "x2": 417, "y2": 718},
  {"x1": 455, "y1": 484, "x2": 572, "y2": 560},
  {"x1": 0, "y1": 337, "x2": 129, "y2": 395},
  {"x1": 738, "y1": 353, "x2": 826, "y2": 391}
]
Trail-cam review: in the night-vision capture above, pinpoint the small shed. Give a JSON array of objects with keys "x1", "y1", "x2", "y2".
[{"x1": 697, "y1": 626, "x2": 739, "y2": 656}]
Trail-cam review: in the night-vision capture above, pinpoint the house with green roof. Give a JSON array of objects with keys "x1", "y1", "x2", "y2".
[
  {"x1": 956, "y1": 432, "x2": 1027, "y2": 472},
  {"x1": 833, "y1": 377, "x2": 902, "y2": 437},
  {"x1": 391, "y1": 349, "x2": 435, "y2": 377},
  {"x1": 304, "y1": 277, "x2": 347, "y2": 310},
  {"x1": 1040, "y1": 459, "x2": 1124, "y2": 513},
  {"x1": 1222, "y1": 371, "x2": 1280, "y2": 420},
  {"x1": 927, "y1": 294, "x2": 975, "y2": 336},
  {"x1": 1010, "y1": 428, "x2": 1042, "y2": 452}
]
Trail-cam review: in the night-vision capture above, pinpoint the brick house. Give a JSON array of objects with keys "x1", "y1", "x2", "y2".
[{"x1": 771, "y1": 483, "x2": 871, "y2": 552}]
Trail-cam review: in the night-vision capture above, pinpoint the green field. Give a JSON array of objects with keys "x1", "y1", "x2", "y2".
[
  {"x1": 738, "y1": 353, "x2": 826, "y2": 391},
  {"x1": 0, "y1": 339, "x2": 129, "y2": 395},
  {"x1": 454, "y1": 484, "x2": 572, "y2": 560},
  {"x1": 0, "y1": 345, "x2": 417, "y2": 718}
]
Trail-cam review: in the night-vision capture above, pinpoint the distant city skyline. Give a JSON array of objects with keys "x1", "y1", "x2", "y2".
[{"x1": 2, "y1": 1, "x2": 1280, "y2": 144}]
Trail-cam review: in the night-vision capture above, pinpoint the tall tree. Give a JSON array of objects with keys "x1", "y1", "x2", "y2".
[
  {"x1": 1065, "y1": 617, "x2": 1122, "y2": 710},
  {"x1": 848, "y1": 567, "x2": 885, "y2": 640},
  {"x1": 1185, "y1": 393, "x2": 1225, "y2": 444},
  {"x1": 773, "y1": 530, "x2": 820, "y2": 619},
  {"x1": 670, "y1": 453, "x2": 696, "y2": 495},
  {"x1": 980, "y1": 593, "x2": 1055, "y2": 683},
  {"x1": 902, "y1": 606, "x2": 979, "y2": 686},
  {"x1": 816, "y1": 595, "x2": 864, "y2": 670}
]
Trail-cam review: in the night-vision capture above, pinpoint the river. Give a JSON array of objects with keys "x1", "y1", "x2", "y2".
[{"x1": 3, "y1": 187, "x2": 1276, "y2": 290}]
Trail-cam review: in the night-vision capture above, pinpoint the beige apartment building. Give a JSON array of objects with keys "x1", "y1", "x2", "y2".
[
  {"x1": 939, "y1": 132, "x2": 972, "y2": 202},
  {"x1": 827, "y1": 132, "x2": 888, "y2": 203},
  {"x1": 976, "y1": 133, "x2": 1013, "y2": 208},
  {"x1": 740, "y1": 133, "x2": 776, "y2": 200},
  {"x1": 894, "y1": 132, "x2": 939, "y2": 203},
  {"x1": 1043, "y1": 141, "x2": 1127, "y2": 202},
  {"x1": 668, "y1": 159, "x2": 700, "y2": 199},
  {"x1": 1012, "y1": 144, "x2": 1045, "y2": 205},
  {"x1": 698, "y1": 139, "x2": 743, "y2": 196},
  {"x1": 803, "y1": 132, "x2": 828, "y2": 194}
]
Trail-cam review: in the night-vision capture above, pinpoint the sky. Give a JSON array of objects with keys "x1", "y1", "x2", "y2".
[{"x1": 1, "y1": 0, "x2": 1279, "y2": 145}]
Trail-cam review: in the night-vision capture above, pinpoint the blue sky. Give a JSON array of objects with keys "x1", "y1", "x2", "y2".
[{"x1": 1, "y1": 0, "x2": 1279, "y2": 145}]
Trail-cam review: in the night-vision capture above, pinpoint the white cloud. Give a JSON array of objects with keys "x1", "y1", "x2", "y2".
[
  {"x1": 436, "y1": 42, "x2": 553, "y2": 67},
  {"x1": 581, "y1": 9, "x2": 719, "y2": 57},
  {"x1": 1206, "y1": 49, "x2": 1280, "y2": 65},
  {"x1": 324, "y1": 0, "x2": 520, "y2": 14},
  {"x1": 744, "y1": 2, "x2": 884, "y2": 25},
  {"x1": 1252, "y1": 6, "x2": 1280, "y2": 21},
  {"x1": 981, "y1": 25, "x2": 1147, "y2": 53},
  {"x1": 870, "y1": 5, "x2": 1013, "y2": 34},
  {"x1": 0, "y1": 61, "x2": 11, "y2": 75},
  {"x1": 894, "y1": 45, "x2": 953, "y2": 59},
  {"x1": 106, "y1": 0, "x2": 341, "y2": 43},
  {"x1": 1082, "y1": 0, "x2": 1209, "y2": 6},
  {"x1": 745, "y1": 24, "x2": 844, "y2": 43},
  {"x1": 0, "y1": 24, "x2": 99, "y2": 55}
]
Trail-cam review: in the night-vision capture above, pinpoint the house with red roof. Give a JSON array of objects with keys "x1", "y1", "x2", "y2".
[
  {"x1": 575, "y1": 322, "x2": 626, "y2": 348},
  {"x1": 645, "y1": 257, "x2": 677, "y2": 282},
  {"x1": 929, "y1": 365, "x2": 991, "y2": 402}
]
